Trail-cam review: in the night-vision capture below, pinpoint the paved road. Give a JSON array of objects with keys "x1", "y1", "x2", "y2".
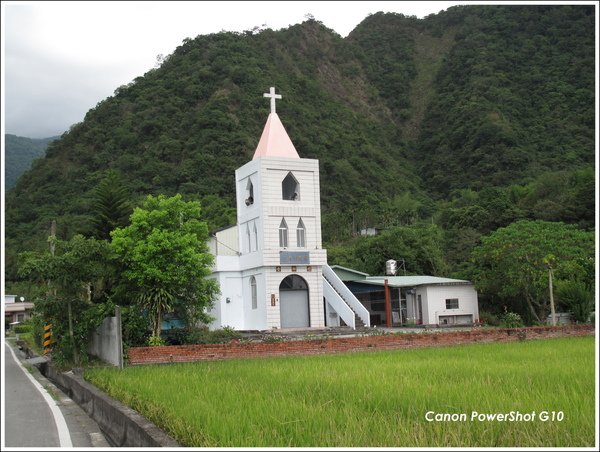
[{"x1": 3, "y1": 340, "x2": 110, "y2": 448}]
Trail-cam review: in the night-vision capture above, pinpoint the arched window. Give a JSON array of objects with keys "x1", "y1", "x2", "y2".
[
  {"x1": 253, "y1": 222, "x2": 258, "y2": 251},
  {"x1": 296, "y1": 218, "x2": 306, "y2": 248},
  {"x1": 250, "y1": 276, "x2": 257, "y2": 310},
  {"x1": 246, "y1": 224, "x2": 251, "y2": 253},
  {"x1": 279, "y1": 218, "x2": 288, "y2": 248},
  {"x1": 245, "y1": 179, "x2": 254, "y2": 206},
  {"x1": 282, "y1": 172, "x2": 300, "y2": 200}
]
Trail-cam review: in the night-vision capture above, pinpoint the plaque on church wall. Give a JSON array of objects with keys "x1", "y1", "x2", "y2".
[{"x1": 280, "y1": 251, "x2": 310, "y2": 265}]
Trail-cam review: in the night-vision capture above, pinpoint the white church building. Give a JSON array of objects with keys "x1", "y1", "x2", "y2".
[{"x1": 207, "y1": 88, "x2": 370, "y2": 331}]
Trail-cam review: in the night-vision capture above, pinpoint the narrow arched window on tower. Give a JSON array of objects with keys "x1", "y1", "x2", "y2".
[
  {"x1": 296, "y1": 218, "x2": 306, "y2": 248},
  {"x1": 250, "y1": 276, "x2": 257, "y2": 310},
  {"x1": 279, "y1": 218, "x2": 288, "y2": 248},
  {"x1": 253, "y1": 222, "x2": 258, "y2": 251},
  {"x1": 246, "y1": 223, "x2": 251, "y2": 253},
  {"x1": 282, "y1": 172, "x2": 300, "y2": 200},
  {"x1": 245, "y1": 179, "x2": 254, "y2": 206}
]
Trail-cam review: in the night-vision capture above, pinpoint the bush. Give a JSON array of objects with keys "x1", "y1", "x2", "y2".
[
  {"x1": 185, "y1": 326, "x2": 242, "y2": 344},
  {"x1": 478, "y1": 310, "x2": 501, "y2": 326},
  {"x1": 162, "y1": 327, "x2": 189, "y2": 345},
  {"x1": 148, "y1": 335, "x2": 166, "y2": 346},
  {"x1": 14, "y1": 324, "x2": 33, "y2": 334},
  {"x1": 122, "y1": 305, "x2": 151, "y2": 347},
  {"x1": 501, "y1": 312, "x2": 524, "y2": 328},
  {"x1": 556, "y1": 280, "x2": 594, "y2": 323}
]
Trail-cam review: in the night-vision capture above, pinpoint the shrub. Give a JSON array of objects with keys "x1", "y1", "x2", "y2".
[
  {"x1": 185, "y1": 327, "x2": 242, "y2": 344},
  {"x1": 14, "y1": 324, "x2": 33, "y2": 334},
  {"x1": 556, "y1": 280, "x2": 594, "y2": 323},
  {"x1": 148, "y1": 335, "x2": 166, "y2": 346},
  {"x1": 261, "y1": 335, "x2": 287, "y2": 343},
  {"x1": 478, "y1": 310, "x2": 501, "y2": 326},
  {"x1": 122, "y1": 305, "x2": 151, "y2": 347},
  {"x1": 501, "y1": 312, "x2": 524, "y2": 328}
]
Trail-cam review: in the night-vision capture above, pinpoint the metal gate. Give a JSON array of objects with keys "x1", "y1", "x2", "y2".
[{"x1": 279, "y1": 275, "x2": 309, "y2": 328}]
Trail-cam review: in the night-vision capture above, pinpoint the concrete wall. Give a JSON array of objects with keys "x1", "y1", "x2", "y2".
[
  {"x1": 88, "y1": 307, "x2": 123, "y2": 368},
  {"x1": 37, "y1": 363, "x2": 179, "y2": 447}
]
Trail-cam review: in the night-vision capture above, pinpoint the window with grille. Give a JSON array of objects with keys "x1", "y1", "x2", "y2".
[
  {"x1": 279, "y1": 218, "x2": 288, "y2": 248},
  {"x1": 296, "y1": 218, "x2": 305, "y2": 247},
  {"x1": 446, "y1": 298, "x2": 459, "y2": 309}
]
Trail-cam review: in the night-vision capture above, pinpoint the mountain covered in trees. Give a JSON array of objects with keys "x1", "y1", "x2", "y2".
[
  {"x1": 4, "y1": 134, "x2": 58, "y2": 190},
  {"x1": 5, "y1": 5, "x2": 595, "y2": 295}
]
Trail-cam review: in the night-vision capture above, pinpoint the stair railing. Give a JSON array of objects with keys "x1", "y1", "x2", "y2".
[{"x1": 323, "y1": 265, "x2": 371, "y2": 327}]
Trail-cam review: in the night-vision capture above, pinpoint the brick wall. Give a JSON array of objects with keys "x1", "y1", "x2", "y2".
[{"x1": 128, "y1": 325, "x2": 594, "y2": 365}]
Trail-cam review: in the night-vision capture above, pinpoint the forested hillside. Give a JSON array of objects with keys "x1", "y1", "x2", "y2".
[
  {"x1": 5, "y1": 5, "x2": 595, "y2": 301},
  {"x1": 4, "y1": 134, "x2": 58, "y2": 190}
]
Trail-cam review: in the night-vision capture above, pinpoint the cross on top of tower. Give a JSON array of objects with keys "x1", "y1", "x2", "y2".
[{"x1": 263, "y1": 87, "x2": 282, "y2": 114}]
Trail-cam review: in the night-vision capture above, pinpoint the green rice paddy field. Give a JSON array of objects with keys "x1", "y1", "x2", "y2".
[{"x1": 85, "y1": 336, "x2": 596, "y2": 447}]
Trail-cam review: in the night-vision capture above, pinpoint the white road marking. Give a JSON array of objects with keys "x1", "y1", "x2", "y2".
[{"x1": 6, "y1": 344, "x2": 73, "y2": 447}]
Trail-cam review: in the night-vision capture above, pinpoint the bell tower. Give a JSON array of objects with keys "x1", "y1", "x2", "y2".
[{"x1": 234, "y1": 87, "x2": 326, "y2": 329}]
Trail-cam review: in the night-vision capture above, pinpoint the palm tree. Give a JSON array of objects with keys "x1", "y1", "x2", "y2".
[{"x1": 137, "y1": 287, "x2": 175, "y2": 339}]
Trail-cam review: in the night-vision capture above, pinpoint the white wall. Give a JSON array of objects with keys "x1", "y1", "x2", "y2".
[
  {"x1": 207, "y1": 273, "x2": 244, "y2": 330},
  {"x1": 242, "y1": 271, "x2": 267, "y2": 330},
  {"x1": 423, "y1": 285, "x2": 479, "y2": 325},
  {"x1": 236, "y1": 157, "x2": 323, "y2": 264},
  {"x1": 264, "y1": 267, "x2": 325, "y2": 329}
]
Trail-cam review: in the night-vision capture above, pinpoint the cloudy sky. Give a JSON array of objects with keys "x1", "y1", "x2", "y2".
[
  {"x1": 2, "y1": 1, "x2": 591, "y2": 139},
  {"x1": 1, "y1": 1, "x2": 470, "y2": 138}
]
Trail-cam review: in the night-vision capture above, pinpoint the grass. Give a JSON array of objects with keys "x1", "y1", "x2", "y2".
[{"x1": 84, "y1": 336, "x2": 595, "y2": 447}]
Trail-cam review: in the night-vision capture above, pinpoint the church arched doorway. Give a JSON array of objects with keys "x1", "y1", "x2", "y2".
[{"x1": 279, "y1": 275, "x2": 310, "y2": 328}]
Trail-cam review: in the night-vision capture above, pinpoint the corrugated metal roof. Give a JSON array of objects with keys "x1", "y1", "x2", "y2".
[
  {"x1": 330, "y1": 265, "x2": 369, "y2": 277},
  {"x1": 359, "y1": 276, "x2": 471, "y2": 288}
]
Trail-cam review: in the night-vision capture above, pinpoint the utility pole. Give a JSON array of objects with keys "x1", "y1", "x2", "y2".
[
  {"x1": 544, "y1": 255, "x2": 556, "y2": 326},
  {"x1": 384, "y1": 279, "x2": 392, "y2": 327},
  {"x1": 548, "y1": 266, "x2": 556, "y2": 326}
]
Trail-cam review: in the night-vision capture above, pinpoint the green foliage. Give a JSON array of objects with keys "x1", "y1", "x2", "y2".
[
  {"x1": 3, "y1": 6, "x2": 595, "y2": 293},
  {"x1": 555, "y1": 280, "x2": 594, "y2": 323},
  {"x1": 417, "y1": 6, "x2": 595, "y2": 198},
  {"x1": 111, "y1": 194, "x2": 219, "y2": 337},
  {"x1": 4, "y1": 134, "x2": 58, "y2": 190},
  {"x1": 329, "y1": 224, "x2": 448, "y2": 276},
  {"x1": 470, "y1": 220, "x2": 594, "y2": 324},
  {"x1": 477, "y1": 310, "x2": 501, "y2": 327},
  {"x1": 13, "y1": 324, "x2": 33, "y2": 334},
  {"x1": 17, "y1": 234, "x2": 114, "y2": 366},
  {"x1": 90, "y1": 170, "x2": 132, "y2": 240},
  {"x1": 121, "y1": 305, "x2": 151, "y2": 347},
  {"x1": 183, "y1": 326, "x2": 242, "y2": 345},
  {"x1": 500, "y1": 312, "x2": 524, "y2": 328},
  {"x1": 137, "y1": 287, "x2": 175, "y2": 338},
  {"x1": 147, "y1": 335, "x2": 167, "y2": 346}
]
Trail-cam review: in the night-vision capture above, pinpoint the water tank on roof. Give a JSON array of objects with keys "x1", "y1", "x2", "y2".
[{"x1": 386, "y1": 259, "x2": 397, "y2": 276}]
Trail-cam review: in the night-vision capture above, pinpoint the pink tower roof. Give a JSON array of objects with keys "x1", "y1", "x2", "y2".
[{"x1": 252, "y1": 113, "x2": 300, "y2": 159}]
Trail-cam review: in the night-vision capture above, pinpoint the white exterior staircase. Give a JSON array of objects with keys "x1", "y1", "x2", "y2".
[{"x1": 322, "y1": 264, "x2": 371, "y2": 329}]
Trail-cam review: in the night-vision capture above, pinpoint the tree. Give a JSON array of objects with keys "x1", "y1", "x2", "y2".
[
  {"x1": 90, "y1": 170, "x2": 132, "y2": 240},
  {"x1": 110, "y1": 194, "x2": 218, "y2": 339},
  {"x1": 554, "y1": 256, "x2": 595, "y2": 323},
  {"x1": 18, "y1": 234, "x2": 113, "y2": 365},
  {"x1": 329, "y1": 224, "x2": 448, "y2": 276},
  {"x1": 470, "y1": 220, "x2": 594, "y2": 324}
]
